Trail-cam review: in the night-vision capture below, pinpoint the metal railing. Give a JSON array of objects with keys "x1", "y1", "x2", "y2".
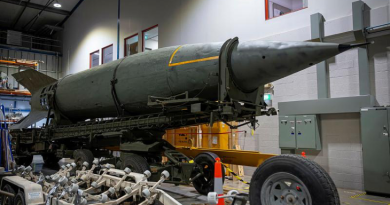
[{"x1": 0, "y1": 30, "x2": 62, "y2": 53}]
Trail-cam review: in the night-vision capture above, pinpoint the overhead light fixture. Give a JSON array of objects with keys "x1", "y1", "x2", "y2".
[{"x1": 53, "y1": 0, "x2": 61, "y2": 8}]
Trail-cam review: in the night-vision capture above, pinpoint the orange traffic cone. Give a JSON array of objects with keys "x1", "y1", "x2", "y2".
[
  {"x1": 301, "y1": 151, "x2": 306, "y2": 158},
  {"x1": 214, "y1": 157, "x2": 225, "y2": 205}
]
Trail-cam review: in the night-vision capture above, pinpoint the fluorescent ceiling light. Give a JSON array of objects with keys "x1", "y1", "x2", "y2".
[{"x1": 53, "y1": 1, "x2": 61, "y2": 8}]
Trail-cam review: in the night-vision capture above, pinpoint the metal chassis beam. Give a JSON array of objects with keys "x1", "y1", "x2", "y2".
[{"x1": 175, "y1": 146, "x2": 276, "y2": 167}]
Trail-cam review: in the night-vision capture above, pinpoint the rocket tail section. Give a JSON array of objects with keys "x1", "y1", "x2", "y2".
[
  {"x1": 10, "y1": 69, "x2": 57, "y2": 130},
  {"x1": 12, "y1": 69, "x2": 57, "y2": 95}
]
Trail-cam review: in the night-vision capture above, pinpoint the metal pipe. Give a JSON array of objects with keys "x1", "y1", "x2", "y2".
[
  {"x1": 117, "y1": 0, "x2": 120, "y2": 60},
  {"x1": 366, "y1": 22, "x2": 390, "y2": 31},
  {"x1": 0, "y1": 96, "x2": 31, "y2": 101},
  {"x1": 0, "y1": 45, "x2": 62, "y2": 56},
  {"x1": 0, "y1": 190, "x2": 15, "y2": 197}
]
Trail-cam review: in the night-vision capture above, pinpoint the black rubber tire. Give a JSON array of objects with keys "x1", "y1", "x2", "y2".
[
  {"x1": 13, "y1": 192, "x2": 25, "y2": 205},
  {"x1": 2, "y1": 184, "x2": 15, "y2": 205},
  {"x1": 305, "y1": 155, "x2": 340, "y2": 204},
  {"x1": 120, "y1": 153, "x2": 150, "y2": 173},
  {"x1": 15, "y1": 155, "x2": 33, "y2": 166},
  {"x1": 42, "y1": 154, "x2": 61, "y2": 168},
  {"x1": 249, "y1": 154, "x2": 340, "y2": 205},
  {"x1": 191, "y1": 152, "x2": 225, "y2": 195},
  {"x1": 73, "y1": 149, "x2": 94, "y2": 169}
]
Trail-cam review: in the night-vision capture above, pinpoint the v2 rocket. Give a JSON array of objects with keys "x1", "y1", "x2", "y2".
[{"x1": 11, "y1": 38, "x2": 366, "y2": 129}]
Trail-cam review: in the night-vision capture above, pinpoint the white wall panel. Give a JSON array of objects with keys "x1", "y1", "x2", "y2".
[{"x1": 62, "y1": 0, "x2": 389, "y2": 75}]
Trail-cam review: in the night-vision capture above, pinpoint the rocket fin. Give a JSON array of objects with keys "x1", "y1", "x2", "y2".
[
  {"x1": 12, "y1": 69, "x2": 57, "y2": 94},
  {"x1": 10, "y1": 69, "x2": 56, "y2": 129},
  {"x1": 9, "y1": 111, "x2": 47, "y2": 130}
]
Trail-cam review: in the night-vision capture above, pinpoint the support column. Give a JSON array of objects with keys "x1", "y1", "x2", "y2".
[
  {"x1": 353, "y1": 1, "x2": 371, "y2": 95},
  {"x1": 117, "y1": 0, "x2": 120, "y2": 60},
  {"x1": 311, "y1": 13, "x2": 329, "y2": 99},
  {"x1": 358, "y1": 47, "x2": 370, "y2": 95}
]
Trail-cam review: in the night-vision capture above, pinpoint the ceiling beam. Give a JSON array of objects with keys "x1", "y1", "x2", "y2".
[
  {"x1": 0, "y1": 0, "x2": 71, "y2": 16},
  {"x1": 58, "y1": 0, "x2": 84, "y2": 26},
  {"x1": 12, "y1": 0, "x2": 30, "y2": 28}
]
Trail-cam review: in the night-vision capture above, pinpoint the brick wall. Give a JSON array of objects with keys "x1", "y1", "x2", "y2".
[{"x1": 321, "y1": 113, "x2": 363, "y2": 190}]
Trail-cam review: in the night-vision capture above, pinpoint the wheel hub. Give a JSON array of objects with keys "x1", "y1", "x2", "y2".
[
  {"x1": 281, "y1": 189, "x2": 300, "y2": 204},
  {"x1": 261, "y1": 172, "x2": 312, "y2": 205},
  {"x1": 284, "y1": 193, "x2": 296, "y2": 204}
]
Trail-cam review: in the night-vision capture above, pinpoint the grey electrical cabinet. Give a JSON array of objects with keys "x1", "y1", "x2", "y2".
[
  {"x1": 279, "y1": 116, "x2": 296, "y2": 148},
  {"x1": 361, "y1": 107, "x2": 390, "y2": 195},
  {"x1": 296, "y1": 115, "x2": 321, "y2": 150},
  {"x1": 279, "y1": 115, "x2": 321, "y2": 150}
]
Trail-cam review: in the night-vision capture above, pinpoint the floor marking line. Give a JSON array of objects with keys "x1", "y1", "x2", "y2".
[
  {"x1": 350, "y1": 192, "x2": 390, "y2": 204},
  {"x1": 350, "y1": 192, "x2": 366, "y2": 198},
  {"x1": 355, "y1": 197, "x2": 390, "y2": 204}
]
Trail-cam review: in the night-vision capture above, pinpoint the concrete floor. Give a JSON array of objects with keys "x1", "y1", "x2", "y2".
[{"x1": 39, "y1": 158, "x2": 390, "y2": 205}]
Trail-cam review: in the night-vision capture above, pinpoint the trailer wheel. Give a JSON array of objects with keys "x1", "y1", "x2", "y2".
[
  {"x1": 191, "y1": 152, "x2": 225, "y2": 195},
  {"x1": 249, "y1": 154, "x2": 340, "y2": 205},
  {"x1": 1, "y1": 184, "x2": 15, "y2": 205},
  {"x1": 42, "y1": 154, "x2": 61, "y2": 168},
  {"x1": 120, "y1": 153, "x2": 150, "y2": 173},
  {"x1": 73, "y1": 149, "x2": 94, "y2": 169},
  {"x1": 14, "y1": 192, "x2": 25, "y2": 205},
  {"x1": 15, "y1": 155, "x2": 33, "y2": 166}
]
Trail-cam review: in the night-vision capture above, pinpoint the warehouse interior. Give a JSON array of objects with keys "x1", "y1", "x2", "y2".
[{"x1": 0, "y1": 0, "x2": 389, "y2": 204}]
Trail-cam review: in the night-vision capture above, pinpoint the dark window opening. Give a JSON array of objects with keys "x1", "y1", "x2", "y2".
[
  {"x1": 102, "y1": 44, "x2": 114, "y2": 64},
  {"x1": 265, "y1": 0, "x2": 308, "y2": 20},
  {"x1": 90, "y1": 50, "x2": 99, "y2": 68},
  {"x1": 124, "y1": 34, "x2": 139, "y2": 57}
]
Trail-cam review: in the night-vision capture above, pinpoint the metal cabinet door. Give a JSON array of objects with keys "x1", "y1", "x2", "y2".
[
  {"x1": 361, "y1": 108, "x2": 390, "y2": 194},
  {"x1": 296, "y1": 115, "x2": 317, "y2": 149},
  {"x1": 279, "y1": 116, "x2": 296, "y2": 148}
]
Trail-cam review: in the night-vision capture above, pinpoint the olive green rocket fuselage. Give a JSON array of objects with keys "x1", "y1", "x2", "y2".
[{"x1": 25, "y1": 39, "x2": 357, "y2": 122}]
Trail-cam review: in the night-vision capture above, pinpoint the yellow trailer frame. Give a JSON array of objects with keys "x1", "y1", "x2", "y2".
[
  {"x1": 175, "y1": 146, "x2": 276, "y2": 167},
  {"x1": 106, "y1": 145, "x2": 276, "y2": 167}
]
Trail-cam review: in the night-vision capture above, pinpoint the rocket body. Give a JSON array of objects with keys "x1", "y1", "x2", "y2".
[
  {"x1": 13, "y1": 39, "x2": 358, "y2": 126},
  {"x1": 55, "y1": 42, "x2": 222, "y2": 119}
]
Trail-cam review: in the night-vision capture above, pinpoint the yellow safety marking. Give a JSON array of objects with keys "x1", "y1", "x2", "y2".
[
  {"x1": 350, "y1": 192, "x2": 366, "y2": 198},
  {"x1": 350, "y1": 192, "x2": 390, "y2": 205},
  {"x1": 168, "y1": 45, "x2": 219, "y2": 67},
  {"x1": 169, "y1": 46, "x2": 183, "y2": 64},
  {"x1": 169, "y1": 56, "x2": 219, "y2": 67},
  {"x1": 222, "y1": 163, "x2": 250, "y2": 185}
]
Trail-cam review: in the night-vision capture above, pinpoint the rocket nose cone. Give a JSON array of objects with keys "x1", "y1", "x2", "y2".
[
  {"x1": 229, "y1": 40, "x2": 349, "y2": 92},
  {"x1": 338, "y1": 42, "x2": 371, "y2": 52}
]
